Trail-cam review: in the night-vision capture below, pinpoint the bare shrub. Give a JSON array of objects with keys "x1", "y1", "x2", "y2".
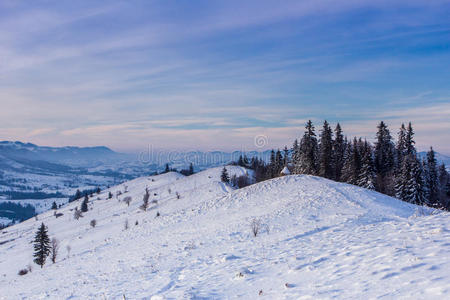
[
  {"x1": 251, "y1": 219, "x2": 261, "y2": 237},
  {"x1": 123, "y1": 196, "x2": 132, "y2": 207},
  {"x1": 176, "y1": 192, "x2": 181, "y2": 199},
  {"x1": 74, "y1": 207, "x2": 83, "y2": 220},
  {"x1": 90, "y1": 219, "x2": 97, "y2": 228},
  {"x1": 140, "y1": 188, "x2": 150, "y2": 211},
  {"x1": 50, "y1": 238, "x2": 59, "y2": 263}
]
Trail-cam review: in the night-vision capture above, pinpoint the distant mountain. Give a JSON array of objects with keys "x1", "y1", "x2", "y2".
[
  {"x1": 418, "y1": 151, "x2": 450, "y2": 166},
  {"x1": 0, "y1": 141, "x2": 128, "y2": 167}
]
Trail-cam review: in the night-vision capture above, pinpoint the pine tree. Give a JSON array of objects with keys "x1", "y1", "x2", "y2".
[
  {"x1": 297, "y1": 120, "x2": 318, "y2": 175},
  {"x1": 374, "y1": 121, "x2": 395, "y2": 193},
  {"x1": 51, "y1": 201, "x2": 57, "y2": 210},
  {"x1": 396, "y1": 123, "x2": 407, "y2": 170},
  {"x1": 425, "y1": 147, "x2": 440, "y2": 207},
  {"x1": 275, "y1": 149, "x2": 283, "y2": 175},
  {"x1": 292, "y1": 139, "x2": 300, "y2": 174},
  {"x1": 407, "y1": 155, "x2": 426, "y2": 205},
  {"x1": 283, "y1": 146, "x2": 289, "y2": 166},
  {"x1": 81, "y1": 194, "x2": 89, "y2": 213},
  {"x1": 189, "y1": 163, "x2": 194, "y2": 175},
  {"x1": 333, "y1": 123, "x2": 345, "y2": 181},
  {"x1": 358, "y1": 140, "x2": 375, "y2": 190},
  {"x1": 221, "y1": 167, "x2": 230, "y2": 183},
  {"x1": 341, "y1": 138, "x2": 361, "y2": 185},
  {"x1": 33, "y1": 223, "x2": 51, "y2": 268},
  {"x1": 164, "y1": 163, "x2": 170, "y2": 173},
  {"x1": 319, "y1": 120, "x2": 334, "y2": 179},
  {"x1": 405, "y1": 122, "x2": 416, "y2": 156},
  {"x1": 396, "y1": 154, "x2": 426, "y2": 205}
]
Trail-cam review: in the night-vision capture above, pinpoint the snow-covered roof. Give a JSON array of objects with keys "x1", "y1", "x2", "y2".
[{"x1": 280, "y1": 166, "x2": 290, "y2": 175}]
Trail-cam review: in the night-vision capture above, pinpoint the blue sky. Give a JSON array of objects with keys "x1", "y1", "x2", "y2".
[{"x1": 0, "y1": 0, "x2": 449, "y2": 153}]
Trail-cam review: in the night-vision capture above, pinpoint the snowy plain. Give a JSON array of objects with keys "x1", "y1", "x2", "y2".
[{"x1": 0, "y1": 166, "x2": 449, "y2": 299}]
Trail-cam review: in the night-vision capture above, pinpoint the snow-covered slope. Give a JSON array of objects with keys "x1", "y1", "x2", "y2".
[{"x1": 0, "y1": 167, "x2": 449, "y2": 299}]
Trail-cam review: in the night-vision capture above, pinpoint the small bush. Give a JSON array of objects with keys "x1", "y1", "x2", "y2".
[
  {"x1": 51, "y1": 238, "x2": 59, "y2": 263},
  {"x1": 156, "y1": 211, "x2": 160, "y2": 217},
  {"x1": 74, "y1": 207, "x2": 83, "y2": 220},
  {"x1": 123, "y1": 196, "x2": 132, "y2": 207},
  {"x1": 251, "y1": 219, "x2": 261, "y2": 237},
  {"x1": 18, "y1": 268, "x2": 28, "y2": 276},
  {"x1": 90, "y1": 219, "x2": 97, "y2": 228}
]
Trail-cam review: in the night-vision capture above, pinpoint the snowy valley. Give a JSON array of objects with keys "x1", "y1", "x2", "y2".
[{"x1": 0, "y1": 166, "x2": 449, "y2": 299}]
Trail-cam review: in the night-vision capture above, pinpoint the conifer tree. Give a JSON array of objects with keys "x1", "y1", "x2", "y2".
[
  {"x1": 81, "y1": 194, "x2": 89, "y2": 213},
  {"x1": 407, "y1": 155, "x2": 426, "y2": 205},
  {"x1": 374, "y1": 121, "x2": 395, "y2": 194},
  {"x1": 33, "y1": 223, "x2": 51, "y2": 268},
  {"x1": 283, "y1": 146, "x2": 289, "y2": 166},
  {"x1": 297, "y1": 120, "x2": 318, "y2": 175},
  {"x1": 405, "y1": 122, "x2": 416, "y2": 156},
  {"x1": 275, "y1": 149, "x2": 283, "y2": 175},
  {"x1": 341, "y1": 138, "x2": 361, "y2": 185},
  {"x1": 358, "y1": 140, "x2": 375, "y2": 190},
  {"x1": 396, "y1": 123, "x2": 407, "y2": 170},
  {"x1": 292, "y1": 139, "x2": 300, "y2": 174},
  {"x1": 425, "y1": 147, "x2": 440, "y2": 207},
  {"x1": 221, "y1": 167, "x2": 230, "y2": 183},
  {"x1": 319, "y1": 120, "x2": 334, "y2": 179},
  {"x1": 333, "y1": 123, "x2": 345, "y2": 181},
  {"x1": 164, "y1": 163, "x2": 170, "y2": 173},
  {"x1": 189, "y1": 163, "x2": 194, "y2": 175},
  {"x1": 51, "y1": 201, "x2": 57, "y2": 210}
]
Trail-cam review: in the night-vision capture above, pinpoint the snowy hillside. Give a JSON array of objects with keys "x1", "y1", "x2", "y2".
[{"x1": 0, "y1": 166, "x2": 449, "y2": 299}]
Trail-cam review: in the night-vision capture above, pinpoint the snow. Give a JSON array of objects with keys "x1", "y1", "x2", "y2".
[
  {"x1": 0, "y1": 166, "x2": 449, "y2": 299},
  {"x1": 281, "y1": 166, "x2": 290, "y2": 175}
]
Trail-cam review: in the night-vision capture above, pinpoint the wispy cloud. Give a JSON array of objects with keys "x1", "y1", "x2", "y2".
[{"x1": 0, "y1": 1, "x2": 449, "y2": 154}]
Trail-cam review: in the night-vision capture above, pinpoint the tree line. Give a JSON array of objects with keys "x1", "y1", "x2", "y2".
[{"x1": 235, "y1": 121, "x2": 449, "y2": 210}]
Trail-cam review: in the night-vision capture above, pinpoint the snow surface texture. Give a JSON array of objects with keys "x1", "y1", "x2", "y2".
[{"x1": 0, "y1": 166, "x2": 449, "y2": 299}]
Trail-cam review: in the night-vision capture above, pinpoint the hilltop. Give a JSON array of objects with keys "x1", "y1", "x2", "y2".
[{"x1": 0, "y1": 166, "x2": 449, "y2": 299}]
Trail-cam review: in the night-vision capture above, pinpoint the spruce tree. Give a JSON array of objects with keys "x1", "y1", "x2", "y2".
[
  {"x1": 425, "y1": 147, "x2": 440, "y2": 207},
  {"x1": 292, "y1": 139, "x2": 300, "y2": 174},
  {"x1": 221, "y1": 167, "x2": 230, "y2": 183},
  {"x1": 333, "y1": 123, "x2": 345, "y2": 181},
  {"x1": 374, "y1": 121, "x2": 395, "y2": 193},
  {"x1": 405, "y1": 122, "x2": 416, "y2": 156},
  {"x1": 341, "y1": 138, "x2": 360, "y2": 185},
  {"x1": 297, "y1": 120, "x2": 318, "y2": 175},
  {"x1": 275, "y1": 149, "x2": 283, "y2": 175},
  {"x1": 51, "y1": 201, "x2": 57, "y2": 210},
  {"x1": 407, "y1": 155, "x2": 426, "y2": 205},
  {"x1": 189, "y1": 163, "x2": 194, "y2": 175},
  {"x1": 81, "y1": 194, "x2": 89, "y2": 213},
  {"x1": 164, "y1": 163, "x2": 170, "y2": 173},
  {"x1": 319, "y1": 120, "x2": 333, "y2": 179},
  {"x1": 396, "y1": 123, "x2": 407, "y2": 170},
  {"x1": 358, "y1": 140, "x2": 375, "y2": 190},
  {"x1": 33, "y1": 223, "x2": 51, "y2": 268},
  {"x1": 283, "y1": 146, "x2": 289, "y2": 166}
]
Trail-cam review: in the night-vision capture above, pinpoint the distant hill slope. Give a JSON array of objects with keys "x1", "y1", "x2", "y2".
[{"x1": 0, "y1": 166, "x2": 448, "y2": 299}]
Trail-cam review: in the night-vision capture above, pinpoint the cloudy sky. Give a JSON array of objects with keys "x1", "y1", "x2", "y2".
[{"x1": 0, "y1": 0, "x2": 449, "y2": 154}]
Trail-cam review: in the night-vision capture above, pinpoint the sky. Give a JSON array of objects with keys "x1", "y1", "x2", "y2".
[{"x1": 0, "y1": 0, "x2": 449, "y2": 154}]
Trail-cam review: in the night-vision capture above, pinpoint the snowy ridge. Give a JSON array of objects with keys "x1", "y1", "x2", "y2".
[{"x1": 0, "y1": 166, "x2": 449, "y2": 299}]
